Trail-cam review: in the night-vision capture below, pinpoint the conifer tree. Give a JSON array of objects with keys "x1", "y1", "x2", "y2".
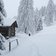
[
  {"x1": 18, "y1": 0, "x2": 35, "y2": 35},
  {"x1": 44, "y1": 0, "x2": 55, "y2": 26},
  {"x1": 35, "y1": 8, "x2": 43, "y2": 32}
]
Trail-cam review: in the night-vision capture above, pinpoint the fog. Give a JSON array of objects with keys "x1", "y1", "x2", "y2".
[{"x1": 3, "y1": 0, "x2": 56, "y2": 18}]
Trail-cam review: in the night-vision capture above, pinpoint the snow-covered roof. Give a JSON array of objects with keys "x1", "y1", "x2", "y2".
[
  {"x1": 4, "y1": 17, "x2": 17, "y2": 26},
  {"x1": 1, "y1": 16, "x2": 17, "y2": 26}
]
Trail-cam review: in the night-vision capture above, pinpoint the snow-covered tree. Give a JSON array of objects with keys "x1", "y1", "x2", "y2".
[
  {"x1": 37, "y1": 17, "x2": 43, "y2": 31},
  {"x1": 39, "y1": 6, "x2": 46, "y2": 17},
  {"x1": 0, "y1": 0, "x2": 6, "y2": 25},
  {"x1": 44, "y1": 0, "x2": 55, "y2": 26},
  {"x1": 17, "y1": 0, "x2": 35, "y2": 35},
  {"x1": 34, "y1": 8, "x2": 43, "y2": 32},
  {"x1": 0, "y1": 0, "x2": 6, "y2": 17}
]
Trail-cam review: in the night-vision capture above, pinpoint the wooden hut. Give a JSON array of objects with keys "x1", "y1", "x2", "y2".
[{"x1": 0, "y1": 17, "x2": 18, "y2": 39}]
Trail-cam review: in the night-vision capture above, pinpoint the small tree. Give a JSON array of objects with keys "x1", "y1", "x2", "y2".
[
  {"x1": 35, "y1": 8, "x2": 43, "y2": 32},
  {"x1": 37, "y1": 18, "x2": 43, "y2": 31}
]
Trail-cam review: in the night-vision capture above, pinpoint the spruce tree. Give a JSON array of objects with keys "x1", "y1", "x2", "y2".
[
  {"x1": 18, "y1": 0, "x2": 35, "y2": 35},
  {"x1": 35, "y1": 8, "x2": 43, "y2": 32}
]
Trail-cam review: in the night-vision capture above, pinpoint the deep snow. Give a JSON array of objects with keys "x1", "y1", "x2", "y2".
[
  {"x1": 1, "y1": 24, "x2": 56, "y2": 56},
  {"x1": 1, "y1": 0, "x2": 56, "y2": 56}
]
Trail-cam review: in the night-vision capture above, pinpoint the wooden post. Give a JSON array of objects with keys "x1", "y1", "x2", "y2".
[
  {"x1": 16, "y1": 39, "x2": 19, "y2": 45},
  {"x1": 9, "y1": 42, "x2": 11, "y2": 51},
  {"x1": 9, "y1": 39, "x2": 19, "y2": 51}
]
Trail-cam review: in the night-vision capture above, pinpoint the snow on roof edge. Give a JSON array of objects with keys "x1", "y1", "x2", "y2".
[{"x1": 3, "y1": 16, "x2": 17, "y2": 26}]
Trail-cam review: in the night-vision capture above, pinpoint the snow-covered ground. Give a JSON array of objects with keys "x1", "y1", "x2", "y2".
[
  {"x1": 1, "y1": 24, "x2": 56, "y2": 56},
  {"x1": 31, "y1": 25, "x2": 56, "y2": 56}
]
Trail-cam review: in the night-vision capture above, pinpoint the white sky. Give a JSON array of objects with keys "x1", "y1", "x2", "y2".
[{"x1": 3, "y1": 0, "x2": 56, "y2": 18}]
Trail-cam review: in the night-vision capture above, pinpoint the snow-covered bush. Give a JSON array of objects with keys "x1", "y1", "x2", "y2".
[{"x1": 0, "y1": 34, "x2": 6, "y2": 50}]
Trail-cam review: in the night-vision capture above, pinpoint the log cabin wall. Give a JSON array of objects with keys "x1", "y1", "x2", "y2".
[
  {"x1": 0, "y1": 27, "x2": 9, "y2": 37},
  {"x1": 11, "y1": 24, "x2": 15, "y2": 36},
  {"x1": 8, "y1": 22, "x2": 15, "y2": 37},
  {"x1": 0, "y1": 21, "x2": 18, "y2": 39}
]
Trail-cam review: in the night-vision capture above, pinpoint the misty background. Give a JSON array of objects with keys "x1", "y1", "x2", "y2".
[{"x1": 3, "y1": 0, "x2": 56, "y2": 18}]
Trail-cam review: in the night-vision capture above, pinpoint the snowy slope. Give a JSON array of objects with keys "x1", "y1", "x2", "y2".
[
  {"x1": 30, "y1": 25, "x2": 56, "y2": 56},
  {"x1": 3, "y1": 25, "x2": 56, "y2": 56}
]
